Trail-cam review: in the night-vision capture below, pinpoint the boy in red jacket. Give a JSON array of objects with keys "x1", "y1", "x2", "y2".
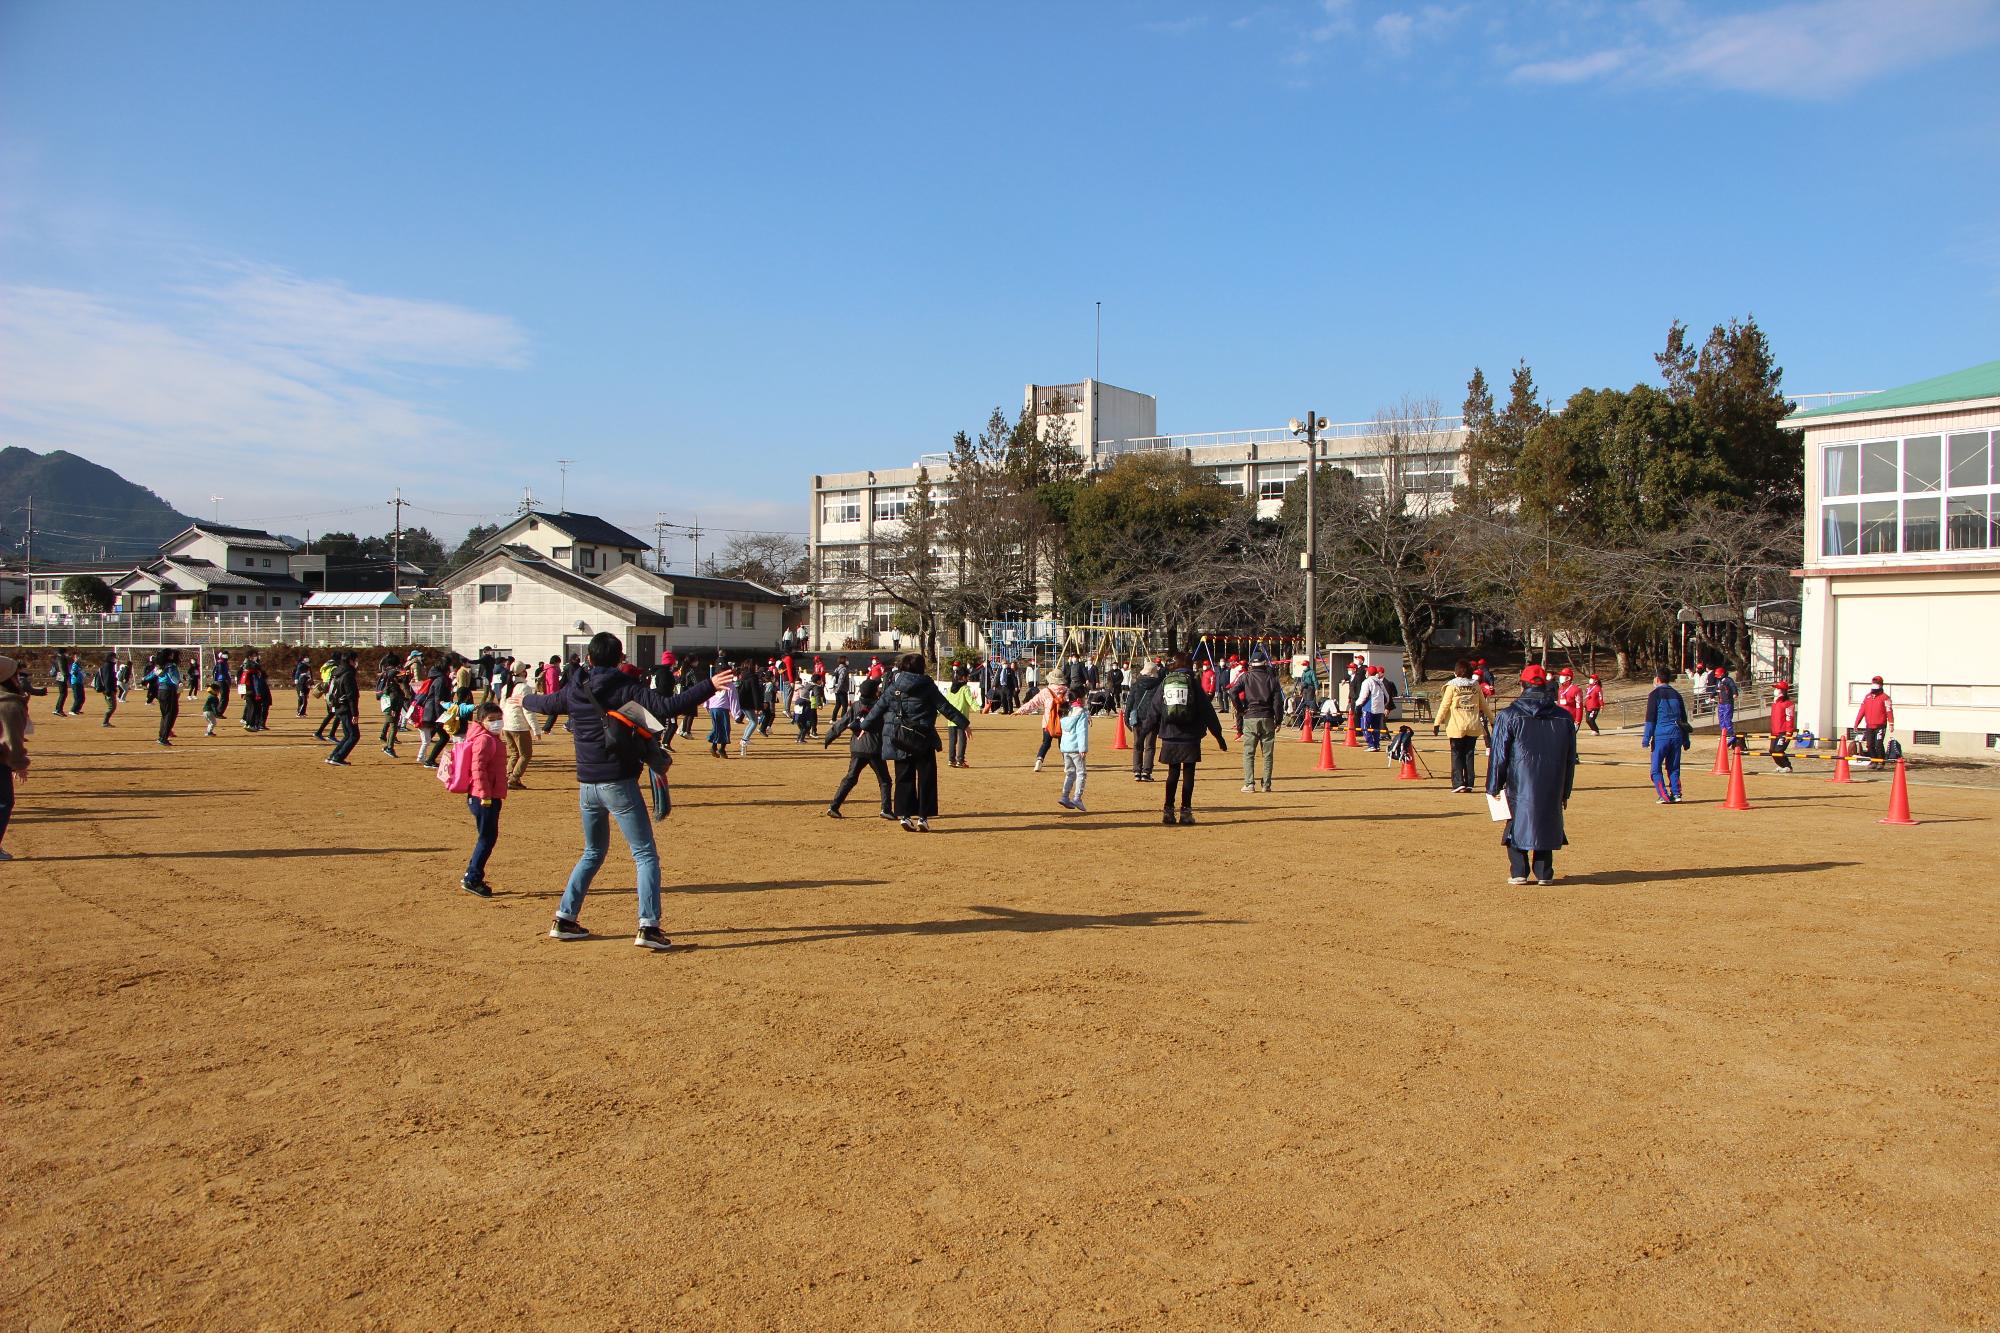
[
  {"x1": 1556, "y1": 668, "x2": 1584, "y2": 725},
  {"x1": 1582, "y1": 675, "x2": 1604, "y2": 734},
  {"x1": 1852, "y1": 676, "x2": 1894, "y2": 763},
  {"x1": 452, "y1": 702, "x2": 510, "y2": 897}
]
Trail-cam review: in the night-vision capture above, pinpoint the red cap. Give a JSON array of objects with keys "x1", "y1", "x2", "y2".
[
  {"x1": 1558, "y1": 667, "x2": 1574, "y2": 677},
  {"x1": 1521, "y1": 664, "x2": 1549, "y2": 686},
  {"x1": 1871, "y1": 675, "x2": 1884, "y2": 685}
]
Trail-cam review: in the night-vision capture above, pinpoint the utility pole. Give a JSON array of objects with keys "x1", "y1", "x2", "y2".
[
  {"x1": 687, "y1": 517, "x2": 704, "y2": 574},
  {"x1": 23, "y1": 496, "x2": 32, "y2": 588},
  {"x1": 210, "y1": 495, "x2": 224, "y2": 523},
  {"x1": 1298, "y1": 411, "x2": 1322, "y2": 684},
  {"x1": 652, "y1": 516, "x2": 670, "y2": 572},
  {"x1": 388, "y1": 488, "x2": 407, "y2": 603},
  {"x1": 556, "y1": 459, "x2": 575, "y2": 514}
]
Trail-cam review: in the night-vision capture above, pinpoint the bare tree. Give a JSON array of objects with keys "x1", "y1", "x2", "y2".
[
  {"x1": 848, "y1": 468, "x2": 952, "y2": 664},
  {"x1": 1319, "y1": 397, "x2": 1474, "y2": 682},
  {"x1": 712, "y1": 532, "x2": 807, "y2": 589}
]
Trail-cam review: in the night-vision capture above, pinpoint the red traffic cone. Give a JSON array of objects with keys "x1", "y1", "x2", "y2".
[
  {"x1": 1344, "y1": 715, "x2": 1360, "y2": 748},
  {"x1": 1113, "y1": 711, "x2": 1130, "y2": 751},
  {"x1": 1709, "y1": 737, "x2": 1731, "y2": 776},
  {"x1": 1299, "y1": 716, "x2": 1315, "y2": 743},
  {"x1": 1826, "y1": 738, "x2": 1853, "y2": 784},
  {"x1": 1396, "y1": 748, "x2": 1421, "y2": 781},
  {"x1": 1722, "y1": 745, "x2": 1752, "y2": 810},
  {"x1": 1878, "y1": 758, "x2": 1917, "y2": 825},
  {"x1": 1317, "y1": 727, "x2": 1337, "y2": 772}
]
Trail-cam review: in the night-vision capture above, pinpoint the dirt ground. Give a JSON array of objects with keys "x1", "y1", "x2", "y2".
[{"x1": 3, "y1": 701, "x2": 1996, "y2": 1330}]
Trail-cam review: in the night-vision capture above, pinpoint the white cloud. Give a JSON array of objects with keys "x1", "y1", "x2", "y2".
[
  {"x1": 1507, "y1": 0, "x2": 2000, "y2": 97},
  {"x1": 0, "y1": 268, "x2": 530, "y2": 517},
  {"x1": 1374, "y1": 11, "x2": 1417, "y2": 53},
  {"x1": 1510, "y1": 46, "x2": 1633, "y2": 83}
]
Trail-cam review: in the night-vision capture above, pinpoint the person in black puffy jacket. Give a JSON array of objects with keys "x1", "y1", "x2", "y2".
[
  {"x1": 860, "y1": 653, "x2": 968, "y2": 832},
  {"x1": 524, "y1": 631, "x2": 731, "y2": 950},
  {"x1": 821, "y1": 677, "x2": 892, "y2": 819},
  {"x1": 1140, "y1": 651, "x2": 1227, "y2": 826}
]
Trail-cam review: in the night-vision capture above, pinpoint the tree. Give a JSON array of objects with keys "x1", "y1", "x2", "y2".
[
  {"x1": 712, "y1": 532, "x2": 807, "y2": 588},
  {"x1": 941, "y1": 412, "x2": 1036, "y2": 632},
  {"x1": 854, "y1": 468, "x2": 952, "y2": 664},
  {"x1": 396, "y1": 525, "x2": 447, "y2": 572},
  {"x1": 1066, "y1": 453, "x2": 1237, "y2": 640},
  {"x1": 443, "y1": 524, "x2": 500, "y2": 575},
  {"x1": 61, "y1": 573, "x2": 115, "y2": 613},
  {"x1": 1003, "y1": 408, "x2": 1083, "y2": 613},
  {"x1": 1319, "y1": 398, "x2": 1474, "y2": 682}
]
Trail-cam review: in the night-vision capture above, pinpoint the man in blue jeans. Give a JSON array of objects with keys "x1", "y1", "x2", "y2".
[{"x1": 525, "y1": 632, "x2": 732, "y2": 951}]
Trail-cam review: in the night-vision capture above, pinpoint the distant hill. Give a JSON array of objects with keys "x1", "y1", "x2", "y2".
[{"x1": 0, "y1": 447, "x2": 194, "y2": 567}]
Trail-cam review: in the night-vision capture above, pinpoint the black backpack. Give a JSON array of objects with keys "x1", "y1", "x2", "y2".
[{"x1": 591, "y1": 682, "x2": 672, "y2": 775}]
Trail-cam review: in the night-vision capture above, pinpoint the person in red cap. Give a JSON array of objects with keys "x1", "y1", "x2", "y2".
[
  {"x1": 1556, "y1": 667, "x2": 1584, "y2": 727},
  {"x1": 1768, "y1": 681, "x2": 1796, "y2": 773},
  {"x1": 1357, "y1": 666, "x2": 1390, "y2": 750},
  {"x1": 1486, "y1": 663, "x2": 1578, "y2": 885},
  {"x1": 1581, "y1": 674, "x2": 1604, "y2": 734},
  {"x1": 1853, "y1": 676, "x2": 1893, "y2": 762}
]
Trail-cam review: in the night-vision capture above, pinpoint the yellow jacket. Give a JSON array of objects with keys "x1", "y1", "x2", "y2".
[{"x1": 1433, "y1": 677, "x2": 1493, "y2": 738}]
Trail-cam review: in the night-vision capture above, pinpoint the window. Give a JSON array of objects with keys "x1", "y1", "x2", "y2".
[
  {"x1": 553, "y1": 546, "x2": 572, "y2": 563},
  {"x1": 822, "y1": 550, "x2": 863, "y2": 579},
  {"x1": 873, "y1": 490, "x2": 909, "y2": 522},
  {"x1": 1404, "y1": 454, "x2": 1457, "y2": 494},
  {"x1": 697, "y1": 603, "x2": 707, "y2": 627},
  {"x1": 236, "y1": 595, "x2": 248, "y2": 606},
  {"x1": 1821, "y1": 431, "x2": 1999, "y2": 561},
  {"x1": 674, "y1": 599, "x2": 689, "y2": 625},
  {"x1": 254, "y1": 595, "x2": 266, "y2": 608},
  {"x1": 581, "y1": 548, "x2": 597, "y2": 569},
  {"x1": 822, "y1": 493, "x2": 862, "y2": 525},
  {"x1": 874, "y1": 610, "x2": 896, "y2": 633},
  {"x1": 622, "y1": 552, "x2": 636, "y2": 565},
  {"x1": 742, "y1": 606, "x2": 755, "y2": 628},
  {"x1": 1258, "y1": 479, "x2": 1288, "y2": 501},
  {"x1": 478, "y1": 584, "x2": 512, "y2": 603},
  {"x1": 724, "y1": 605, "x2": 735, "y2": 629}
]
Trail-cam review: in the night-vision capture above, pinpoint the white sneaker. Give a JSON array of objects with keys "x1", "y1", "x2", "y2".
[
  {"x1": 1241, "y1": 783, "x2": 1256, "y2": 793},
  {"x1": 1033, "y1": 759, "x2": 1043, "y2": 772},
  {"x1": 1507, "y1": 876, "x2": 1529, "y2": 886}
]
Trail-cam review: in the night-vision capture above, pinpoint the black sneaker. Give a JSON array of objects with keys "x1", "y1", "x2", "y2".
[
  {"x1": 461, "y1": 879, "x2": 494, "y2": 898},
  {"x1": 878, "y1": 810, "x2": 896, "y2": 820},
  {"x1": 634, "y1": 926, "x2": 673, "y2": 952},
  {"x1": 1178, "y1": 810, "x2": 1196, "y2": 826},
  {"x1": 1161, "y1": 810, "x2": 1176, "y2": 826},
  {"x1": 548, "y1": 917, "x2": 588, "y2": 941}
]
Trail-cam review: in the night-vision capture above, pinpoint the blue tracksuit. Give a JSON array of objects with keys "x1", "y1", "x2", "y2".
[{"x1": 1642, "y1": 684, "x2": 1692, "y2": 800}]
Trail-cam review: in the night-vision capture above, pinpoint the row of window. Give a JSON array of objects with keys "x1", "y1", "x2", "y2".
[{"x1": 1820, "y1": 431, "x2": 1999, "y2": 558}]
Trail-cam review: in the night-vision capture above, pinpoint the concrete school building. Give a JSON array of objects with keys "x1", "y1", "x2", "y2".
[
  {"x1": 808, "y1": 378, "x2": 1467, "y2": 650},
  {"x1": 441, "y1": 512, "x2": 786, "y2": 666},
  {"x1": 1790, "y1": 359, "x2": 2000, "y2": 757}
]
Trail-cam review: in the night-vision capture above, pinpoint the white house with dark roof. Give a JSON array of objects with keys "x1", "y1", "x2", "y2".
[
  {"x1": 111, "y1": 522, "x2": 310, "y2": 612},
  {"x1": 477, "y1": 511, "x2": 649, "y2": 576},
  {"x1": 442, "y1": 546, "x2": 786, "y2": 666},
  {"x1": 1789, "y1": 359, "x2": 2000, "y2": 757}
]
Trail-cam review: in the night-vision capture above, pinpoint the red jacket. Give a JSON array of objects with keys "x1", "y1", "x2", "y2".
[
  {"x1": 1772, "y1": 698, "x2": 1796, "y2": 736},
  {"x1": 1854, "y1": 691, "x2": 1893, "y2": 728},
  {"x1": 1557, "y1": 681, "x2": 1584, "y2": 722},
  {"x1": 457, "y1": 725, "x2": 509, "y2": 800},
  {"x1": 1583, "y1": 682, "x2": 1604, "y2": 711}
]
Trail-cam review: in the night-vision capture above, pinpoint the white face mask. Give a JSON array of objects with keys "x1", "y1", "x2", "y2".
[{"x1": 484, "y1": 721, "x2": 503, "y2": 736}]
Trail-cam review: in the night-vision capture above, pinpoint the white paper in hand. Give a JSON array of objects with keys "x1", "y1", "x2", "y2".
[{"x1": 1486, "y1": 790, "x2": 1511, "y2": 822}]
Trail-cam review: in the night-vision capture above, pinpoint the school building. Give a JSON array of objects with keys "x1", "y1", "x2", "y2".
[
  {"x1": 807, "y1": 378, "x2": 1466, "y2": 651},
  {"x1": 1790, "y1": 359, "x2": 2000, "y2": 757}
]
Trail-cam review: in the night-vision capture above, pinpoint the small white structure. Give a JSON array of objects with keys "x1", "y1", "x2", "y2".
[{"x1": 1790, "y1": 360, "x2": 2000, "y2": 756}]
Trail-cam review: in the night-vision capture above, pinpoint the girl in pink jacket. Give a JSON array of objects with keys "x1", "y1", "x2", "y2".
[{"x1": 452, "y1": 702, "x2": 510, "y2": 897}]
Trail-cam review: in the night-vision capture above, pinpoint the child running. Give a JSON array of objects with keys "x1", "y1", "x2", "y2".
[
  {"x1": 1057, "y1": 693, "x2": 1089, "y2": 812},
  {"x1": 943, "y1": 668, "x2": 976, "y2": 768},
  {"x1": 201, "y1": 679, "x2": 223, "y2": 736}
]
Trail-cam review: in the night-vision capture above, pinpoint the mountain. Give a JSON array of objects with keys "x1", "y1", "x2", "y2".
[{"x1": 0, "y1": 447, "x2": 195, "y2": 567}]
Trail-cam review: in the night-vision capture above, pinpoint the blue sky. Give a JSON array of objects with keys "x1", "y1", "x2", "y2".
[{"x1": 3, "y1": 0, "x2": 1997, "y2": 555}]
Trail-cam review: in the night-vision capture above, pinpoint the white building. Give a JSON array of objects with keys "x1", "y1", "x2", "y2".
[
  {"x1": 478, "y1": 511, "x2": 649, "y2": 576},
  {"x1": 442, "y1": 547, "x2": 786, "y2": 667},
  {"x1": 25, "y1": 563, "x2": 133, "y2": 621},
  {"x1": 807, "y1": 378, "x2": 1465, "y2": 650},
  {"x1": 111, "y1": 523, "x2": 310, "y2": 613},
  {"x1": 1790, "y1": 359, "x2": 2000, "y2": 757}
]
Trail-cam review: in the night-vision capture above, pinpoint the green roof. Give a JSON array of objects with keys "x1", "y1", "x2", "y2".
[{"x1": 1790, "y1": 359, "x2": 2000, "y2": 420}]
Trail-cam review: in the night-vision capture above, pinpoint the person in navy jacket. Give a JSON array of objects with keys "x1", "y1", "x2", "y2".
[{"x1": 1486, "y1": 663, "x2": 1578, "y2": 885}]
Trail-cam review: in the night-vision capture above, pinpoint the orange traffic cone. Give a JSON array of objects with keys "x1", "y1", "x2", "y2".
[
  {"x1": 1396, "y1": 747, "x2": 1421, "y2": 781},
  {"x1": 1722, "y1": 745, "x2": 1752, "y2": 810},
  {"x1": 1299, "y1": 716, "x2": 1315, "y2": 743},
  {"x1": 1878, "y1": 758, "x2": 1917, "y2": 825},
  {"x1": 1344, "y1": 715, "x2": 1360, "y2": 748},
  {"x1": 1709, "y1": 737, "x2": 1731, "y2": 776},
  {"x1": 1114, "y1": 711, "x2": 1130, "y2": 751},
  {"x1": 1317, "y1": 728, "x2": 1337, "y2": 772},
  {"x1": 1826, "y1": 738, "x2": 1853, "y2": 784}
]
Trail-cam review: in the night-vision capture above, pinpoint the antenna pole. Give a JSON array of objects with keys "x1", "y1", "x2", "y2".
[
  {"x1": 556, "y1": 459, "x2": 576, "y2": 514},
  {"x1": 389, "y1": 487, "x2": 407, "y2": 603}
]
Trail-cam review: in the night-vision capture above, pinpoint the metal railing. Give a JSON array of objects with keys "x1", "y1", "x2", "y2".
[
  {"x1": 1096, "y1": 416, "x2": 1467, "y2": 461},
  {"x1": 0, "y1": 609, "x2": 449, "y2": 648}
]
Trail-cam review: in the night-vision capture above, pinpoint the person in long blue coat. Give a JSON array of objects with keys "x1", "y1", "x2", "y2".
[{"x1": 1485, "y1": 663, "x2": 1579, "y2": 885}]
